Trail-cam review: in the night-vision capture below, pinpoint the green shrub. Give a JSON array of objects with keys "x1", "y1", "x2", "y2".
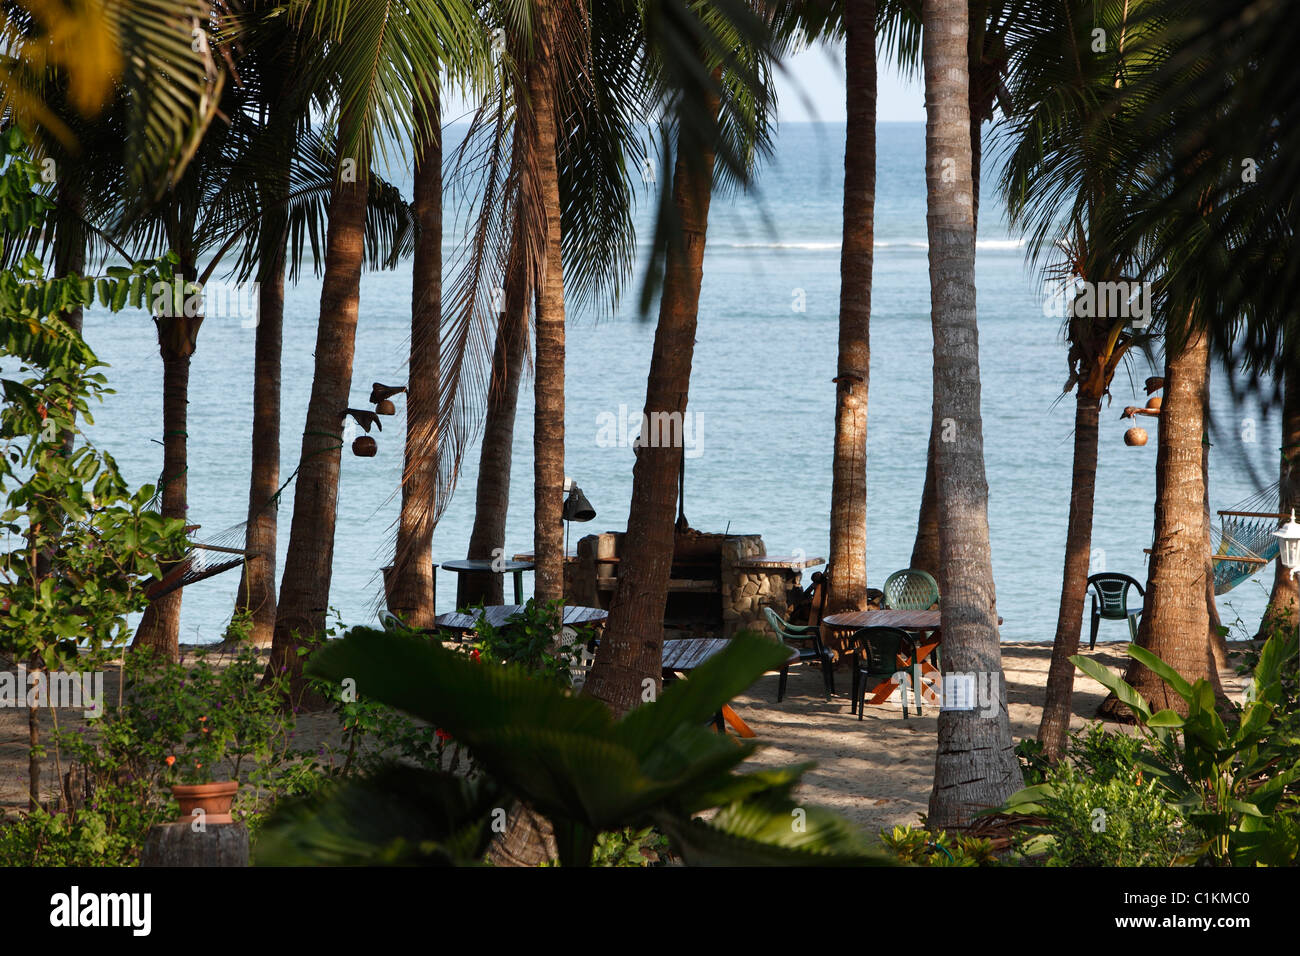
[{"x1": 878, "y1": 825, "x2": 1000, "y2": 866}]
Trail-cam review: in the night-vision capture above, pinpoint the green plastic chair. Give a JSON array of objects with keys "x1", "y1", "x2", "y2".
[
  {"x1": 1087, "y1": 573, "x2": 1144, "y2": 649},
  {"x1": 882, "y1": 568, "x2": 940, "y2": 610},
  {"x1": 849, "y1": 627, "x2": 921, "y2": 718},
  {"x1": 882, "y1": 568, "x2": 942, "y2": 673},
  {"x1": 761, "y1": 606, "x2": 835, "y2": 701}
]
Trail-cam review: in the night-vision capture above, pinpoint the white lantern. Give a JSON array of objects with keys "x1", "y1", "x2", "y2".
[{"x1": 1273, "y1": 510, "x2": 1300, "y2": 579}]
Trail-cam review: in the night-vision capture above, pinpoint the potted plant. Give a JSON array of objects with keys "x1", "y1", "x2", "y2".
[{"x1": 165, "y1": 714, "x2": 239, "y2": 823}]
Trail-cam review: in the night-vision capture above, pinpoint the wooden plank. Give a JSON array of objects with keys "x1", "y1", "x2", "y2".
[{"x1": 733, "y1": 555, "x2": 827, "y2": 570}]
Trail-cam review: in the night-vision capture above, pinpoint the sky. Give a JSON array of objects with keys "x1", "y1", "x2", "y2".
[
  {"x1": 773, "y1": 40, "x2": 925, "y2": 123},
  {"x1": 441, "y1": 40, "x2": 926, "y2": 126}
]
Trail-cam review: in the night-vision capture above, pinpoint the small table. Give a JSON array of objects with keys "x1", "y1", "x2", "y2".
[
  {"x1": 661, "y1": 637, "x2": 799, "y2": 737},
  {"x1": 822, "y1": 609, "x2": 1002, "y2": 707},
  {"x1": 433, "y1": 603, "x2": 608, "y2": 633},
  {"x1": 440, "y1": 558, "x2": 535, "y2": 604},
  {"x1": 732, "y1": 554, "x2": 826, "y2": 571}
]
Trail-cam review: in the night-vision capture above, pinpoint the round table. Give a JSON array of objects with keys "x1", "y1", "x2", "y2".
[{"x1": 440, "y1": 558, "x2": 535, "y2": 604}]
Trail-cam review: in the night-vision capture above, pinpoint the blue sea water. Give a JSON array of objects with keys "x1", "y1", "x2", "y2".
[{"x1": 79, "y1": 122, "x2": 1279, "y2": 645}]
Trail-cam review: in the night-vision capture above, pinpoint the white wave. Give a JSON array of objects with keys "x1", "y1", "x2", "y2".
[{"x1": 714, "y1": 237, "x2": 1026, "y2": 252}]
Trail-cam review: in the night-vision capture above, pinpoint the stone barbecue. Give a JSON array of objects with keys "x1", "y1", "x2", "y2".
[{"x1": 566, "y1": 529, "x2": 824, "y2": 639}]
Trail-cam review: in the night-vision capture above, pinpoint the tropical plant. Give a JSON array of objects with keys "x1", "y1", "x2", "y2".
[
  {"x1": 256, "y1": 628, "x2": 888, "y2": 866},
  {"x1": 878, "y1": 824, "x2": 1000, "y2": 866},
  {"x1": 0, "y1": 128, "x2": 189, "y2": 807},
  {"x1": 1071, "y1": 634, "x2": 1300, "y2": 865}
]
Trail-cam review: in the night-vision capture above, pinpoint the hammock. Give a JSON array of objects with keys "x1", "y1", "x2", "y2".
[
  {"x1": 144, "y1": 520, "x2": 257, "y2": 601},
  {"x1": 1210, "y1": 481, "x2": 1283, "y2": 595}
]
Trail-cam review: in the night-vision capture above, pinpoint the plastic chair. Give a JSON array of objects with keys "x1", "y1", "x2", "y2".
[
  {"x1": 882, "y1": 569, "x2": 940, "y2": 610},
  {"x1": 849, "y1": 627, "x2": 921, "y2": 719},
  {"x1": 762, "y1": 606, "x2": 835, "y2": 702},
  {"x1": 1087, "y1": 573, "x2": 1144, "y2": 649}
]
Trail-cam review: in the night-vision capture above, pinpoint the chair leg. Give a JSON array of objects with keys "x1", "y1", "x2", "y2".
[
  {"x1": 1089, "y1": 612, "x2": 1100, "y2": 650},
  {"x1": 1128, "y1": 614, "x2": 1139, "y2": 641},
  {"x1": 777, "y1": 666, "x2": 788, "y2": 703},
  {"x1": 850, "y1": 667, "x2": 860, "y2": 715},
  {"x1": 821, "y1": 658, "x2": 834, "y2": 700},
  {"x1": 913, "y1": 659, "x2": 924, "y2": 717},
  {"x1": 858, "y1": 681, "x2": 867, "y2": 721}
]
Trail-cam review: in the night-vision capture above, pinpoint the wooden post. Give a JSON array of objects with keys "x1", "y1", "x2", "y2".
[{"x1": 141, "y1": 822, "x2": 250, "y2": 867}]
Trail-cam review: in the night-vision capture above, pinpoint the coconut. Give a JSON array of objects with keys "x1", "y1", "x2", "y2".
[
  {"x1": 1145, "y1": 395, "x2": 1162, "y2": 412},
  {"x1": 1124, "y1": 427, "x2": 1148, "y2": 447},
  {"x1": 352, "y1": 435, "x2": 378, "y2": 457},
  {"x1": 375, "y1": 399, "x2": 397, "y2": 416}
]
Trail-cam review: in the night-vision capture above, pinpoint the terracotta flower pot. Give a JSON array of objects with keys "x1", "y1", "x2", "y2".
[{"x1": 172, "y1": 781, "x2": 239, "y2": 824}]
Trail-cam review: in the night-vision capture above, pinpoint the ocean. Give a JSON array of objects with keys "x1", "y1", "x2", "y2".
[{"x1": 79, "y1": 121, "x2": 1280, "y2": 645}]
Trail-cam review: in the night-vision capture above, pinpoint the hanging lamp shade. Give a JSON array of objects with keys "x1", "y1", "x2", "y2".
[{"x1": 562, "y1": 484, "x2": 596, "y2": 522}]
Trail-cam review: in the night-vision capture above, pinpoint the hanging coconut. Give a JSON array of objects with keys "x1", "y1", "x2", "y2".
[
  {"x1": 1124, "y1": 427, "x2": 1148, "y2": 447},
  {"x1": 352, "y1": 435, "x2": 378, "y2": 457},
  {"x1": 1145, "y1": 395, "x2": 1162, "y2": 412},
  {"x1": 375, "y1": 399, "x2": 397, "y2": 416}
]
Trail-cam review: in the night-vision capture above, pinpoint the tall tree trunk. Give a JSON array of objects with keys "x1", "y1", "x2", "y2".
[
  {"x1": 1100, "y1": 326, "x2": 1224, "y2": 717},
  {"x1": 133, "y1": 308, "x2": 202, "y2": 662},
  {"x1": 1259, "y1": 367, "x2": 1300, "y2": 635},
  {"x1": 391, "y1": 88, "x2": 443, "y2": 628},
  {"x1": 1203, "y1": 348, "x2": 1227, "y2": 667},
  {"x1": 923, "y1": 0, "x2": 1022, "y2": 828},
  {"x1": 234, "y1": 155, "x2": 287, "y2": 647},
  {"x1": 911, "y1": 44, "x2": 985, "y2": 578},
  {"x1": 1036, "y1": 392, "x2": 1099, "y2": 758},
  {"x1": 461, "y1": 216, "x2": 529, "y2": 608},
  {"x1": 529, "y1": 0, "x2": 566, "y2": 607},
  {"x1": 827, "y1": 0, "x2": 876, "y2": 620},
  {"x1": 269, "y1": 125, "x2": 367, "y2": 705},
  {"x1": 584, "y1": 85, "x2": 720, "y2": 718}
]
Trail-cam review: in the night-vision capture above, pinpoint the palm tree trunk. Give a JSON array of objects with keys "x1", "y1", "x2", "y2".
[
  {"x1": 910, "y1": 52, "x2": 984, "y2": 578},
  {"x1": 529, "y1": 0, "x2": 566, "y2": 607},
  {"x1": 1203, "y1": 348, "x2": 1227, "y2": 667},
  {"x1": 234, "y1": 158, "x2": 287, "y2": 647},
  {"x1": 391, "y1": 88, "x2": 443, "y2": 628},
  {"x1": 1101, "y1": 325, "x2": 1224, "y2": 716},
  {"x1": 1037, "y1": 392, "x2": 1099, "y2": 758},
  {"x1": 827, "y1": 0, "x2": 876, "y2": 621},
  {"x1": 269, "y1": 128, "x2": 368, "y2": 704},
  {"x1": 1261, "y1": 367, "x2": 1300, "y2": 634},
  {"x1": 462, "y1": 219, "x2": 529, "y2": 608},
  {"x1": 923, "y1": 0, "x2": 1022, "y2": 828},
  {"x1": 584, "y1": 86, "x2": 721, "y2": 719},
  {"x1": 133, "y1": 309, "x2": 202, "y2": 662}
]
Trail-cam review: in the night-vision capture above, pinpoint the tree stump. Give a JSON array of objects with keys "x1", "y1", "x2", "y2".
[{"x1": 141, "y1": 822, "x2": 250, "y2": 867}]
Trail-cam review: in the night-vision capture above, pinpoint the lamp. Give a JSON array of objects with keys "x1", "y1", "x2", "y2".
[
  {"x1": 1273, "y1": 510, "x2": 1300, "y2": 580},
  {"x1": 563, "y1": 483, "x2": 596, "y2": 523}
]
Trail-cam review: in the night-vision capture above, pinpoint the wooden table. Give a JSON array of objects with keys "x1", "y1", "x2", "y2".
[
  {"x1": 660, "y1": 637, "x2": 799, "y2": 737},
  {"x1": 433, "y1": 603, "x2": 607, "y2": 633},
  {"x1": 821, "y1": 610, "x2": 1002, "y2": 707},
  {"x1": 440, "y1": 558, "x2": 535, "y2": 604}
]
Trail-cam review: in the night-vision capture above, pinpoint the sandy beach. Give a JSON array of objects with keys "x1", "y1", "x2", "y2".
[{"x1": 0, "y1": 641, "x2": 1250, "y2": 835}]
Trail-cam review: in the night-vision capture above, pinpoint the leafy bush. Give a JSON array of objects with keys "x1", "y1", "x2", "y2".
[
  {"x1": 878, "y1": 825, "x2": 1000, "y2": 866},
  {"x1": 465, "y1": 598, "x2": 589, "y2": 686},
  {"x1": 1005, "y1": 760, "x2": 1190, "y2": 866},
  {"x1": 256, "y1": 629, "x2": 889, "y2": 866}
]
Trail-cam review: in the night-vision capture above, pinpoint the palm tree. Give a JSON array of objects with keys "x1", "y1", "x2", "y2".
[
  {"x1": 267, "y1": 0, "x2": 485, "y2": 700},
  {"x1": 902, "y1": 0, "x2": 1011, "y2": 576},
  {"x1": 1261, "y1": 368, "x2": 1300, "y2": 633},
  {"x1": 584, "y1": 1, "x2": 782, "y2": 716},
  {"x1": 1, "y1": 0, "x2": 224, "y2": 191},
  {"x1": 825, "y1": 0, "x2": 876, "y2": 620},
  {"x1": 921, "y1": 0, "x2": 1021, "y2": 827},
  {"x1": 388, "y1": 83, "x2": 443, "y2": 628},
  {"x1": 525, "y1": 0, "x2": 568, "y2": 607},
  {"x1": 996, "y1": 0, "x2": 1153, "y2": 757}
]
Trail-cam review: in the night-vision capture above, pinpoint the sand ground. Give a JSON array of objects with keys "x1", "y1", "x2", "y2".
[{"x1": 0, "y1": 641, "x2": 1249, "y2": 834}]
